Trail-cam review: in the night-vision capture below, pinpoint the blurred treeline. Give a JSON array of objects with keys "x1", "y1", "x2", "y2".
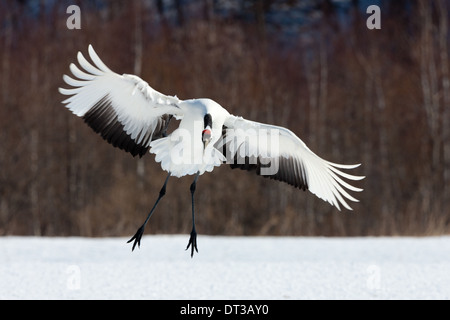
[{"x1": 0, "y1": 0, "x2": 449, "y2": 237}]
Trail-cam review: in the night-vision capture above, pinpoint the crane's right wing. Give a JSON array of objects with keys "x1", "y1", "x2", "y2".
[
  {"x1": 59, "y1": 45, "x2": 183, "y2": 157},
  {"x1": 219, "y1": 115, "x2": 364, "y2": 210}
]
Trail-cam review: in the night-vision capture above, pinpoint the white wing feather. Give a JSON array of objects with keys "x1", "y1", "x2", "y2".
[
  {"x1": 222, "y1": 116, "x2": 364, "y2": 210},
  {"x1": 59, "y1": 45, "x2": 183, "y2": 157}
]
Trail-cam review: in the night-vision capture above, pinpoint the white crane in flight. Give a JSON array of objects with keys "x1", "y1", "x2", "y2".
[{"x1": 59, "y1": 45, "x2": 364, "y2": 257}]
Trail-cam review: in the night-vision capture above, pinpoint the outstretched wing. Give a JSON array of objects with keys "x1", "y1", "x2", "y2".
[
  {"x1": 219, "y1": 116, "x2": 365, "y2": 210},
  {"x1": 59, "y1": 44, "x2": 183, "y2": 157}
]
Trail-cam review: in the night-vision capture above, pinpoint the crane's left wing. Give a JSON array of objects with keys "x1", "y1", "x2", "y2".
[
  {"x1": 218, "y1": 116, "x2": 365, "y2": 210},
  {"x1": 59, "y1": 45, "x2": 183, "y2": 157}
]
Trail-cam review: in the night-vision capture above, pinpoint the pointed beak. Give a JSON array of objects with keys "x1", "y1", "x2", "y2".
[{"x1": 203, "y1": 139, "x2": 210, "y2": 151}]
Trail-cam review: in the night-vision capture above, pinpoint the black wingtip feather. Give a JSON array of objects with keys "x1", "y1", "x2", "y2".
[
  {"x1": 229, "y1": 154, "x2": 309, "y2": 191},
  {"x1": 82, "y1": 95, "x2": 150, "y2": 157}
]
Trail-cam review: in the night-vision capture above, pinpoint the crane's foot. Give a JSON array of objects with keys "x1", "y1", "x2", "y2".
[
  {"x1": 127, "y1": 225, "x2": 145, "y2": 251},
  {"x1": 185, "y1": 229, "x2": 198, "y2": 258}
]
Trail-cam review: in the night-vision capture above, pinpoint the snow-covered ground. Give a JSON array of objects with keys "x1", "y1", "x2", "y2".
[{"x1": 1, "y1": 235, "x2": 449, "y2": 299}]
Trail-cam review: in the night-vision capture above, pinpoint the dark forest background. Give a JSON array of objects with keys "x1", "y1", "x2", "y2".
[{"x1": 0, "y1": 0, "x2": 449, "y2": 237}]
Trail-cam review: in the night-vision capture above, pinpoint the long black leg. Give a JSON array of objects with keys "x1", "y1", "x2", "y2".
[
  {"x1": 186, "y1": 171, "x2": 200, "y2": 257},
  {"x1": 127, "y1": 172, "x2": 171, "y2": 251}
]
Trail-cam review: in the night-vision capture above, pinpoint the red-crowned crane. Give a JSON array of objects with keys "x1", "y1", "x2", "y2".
[{"x1": 59, "y1": 45, "x2": 364, "y2": 257}]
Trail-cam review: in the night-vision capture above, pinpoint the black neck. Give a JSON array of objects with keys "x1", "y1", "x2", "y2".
[{"x1": 204, "y1": 113, "x2": 212, "y2": 128}]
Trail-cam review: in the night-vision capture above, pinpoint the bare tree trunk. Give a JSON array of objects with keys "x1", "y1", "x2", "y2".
[
  {"x1": 438, "y1": 0, "x2": 450, "y2": 211},
  {"x1": 30, "y1": 55, "x2": 41, "y2": 236},
  {"x1": 134, "y1": 0, "x2": 146, "y2": 189},
  {"x1": 133, "y1": 0, "x2": 143, "y2": 77},
  {"x1": 306, "y1": 52, "x2": 319, "y2": 152},
  {"x1": 317, "y1": 35, "x2": 328, "y2": 228},
  {"x1": 0, "y1": 7, "x2": 13, "y2": 231},
  {"x1": 374, "y1": 60, "x2": 390, "y2": 230},
  {"x1": 318, "y1": 35, "x2": 328, "y2": 152},
  {"x1": 1, "y1": 12, "x2": 11, "y2": 107},
  {"x1": 304, "y1": 49, "x2": 320, "y2": 226},
  {"x1": 363, "y1": 75, "x2": 373, "y2": 194},
  {"x1": 419, "y1": 0, "x2": 442, "y2": 220}
]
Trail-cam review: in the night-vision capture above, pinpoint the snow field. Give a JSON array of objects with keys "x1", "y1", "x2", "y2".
[{"x1": 1, "y1": 235, "x2": 450, "y2": 299}]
